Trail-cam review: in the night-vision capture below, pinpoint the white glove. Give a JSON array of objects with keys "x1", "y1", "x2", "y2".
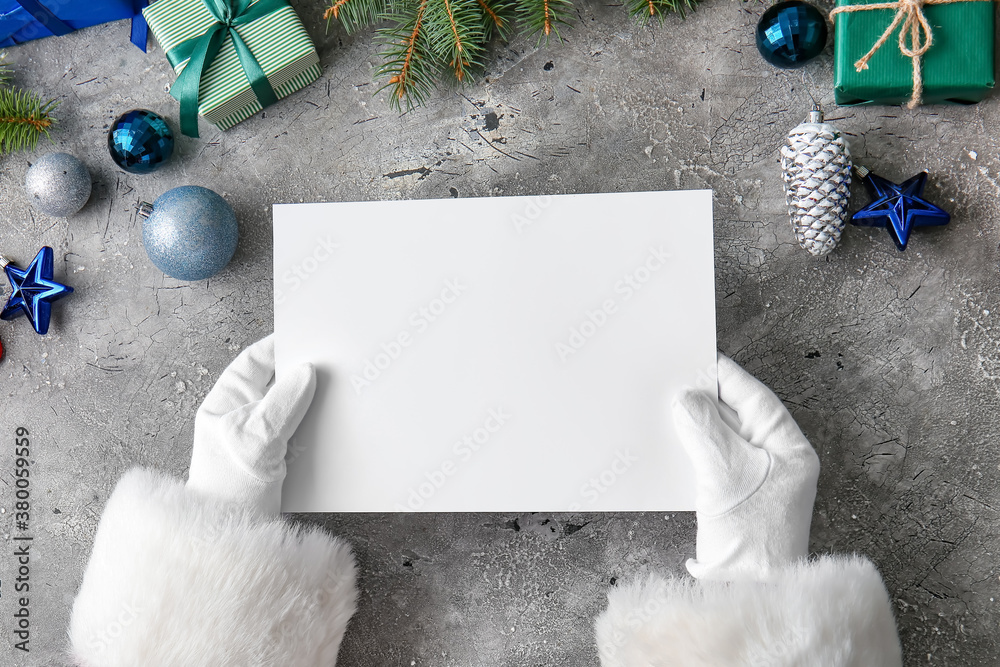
[
  {"x1": 673, "y1": 352, "x2": 820, "y2": 582},
  {"x1": 186, "y1": 335, "x2": 316, "y2": 517}
]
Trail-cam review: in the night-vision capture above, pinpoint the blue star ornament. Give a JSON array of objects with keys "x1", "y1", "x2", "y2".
[
  {"x1": 851, "y1": 171, "x2": 951, "y2": 251},
  {"x1": 1, "y1": 247, "x2": 74, "y2": 335}
]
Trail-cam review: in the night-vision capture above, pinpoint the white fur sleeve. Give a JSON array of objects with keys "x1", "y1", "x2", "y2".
[
  {"x1": 69, "y1": 468, "x2": 358, "y2": 667},
  {"x1": 595, "y1": 555, "x2": 903, "y2": 667}
]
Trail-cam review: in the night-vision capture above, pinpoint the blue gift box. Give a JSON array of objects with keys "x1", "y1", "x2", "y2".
[{"x1": 0, "y1": 0, "x2": 149, "y2": 50}]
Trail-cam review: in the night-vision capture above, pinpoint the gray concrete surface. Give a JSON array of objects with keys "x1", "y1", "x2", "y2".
[{"x1": 0, "y1": 0, "x2": 998, "y2": 664}]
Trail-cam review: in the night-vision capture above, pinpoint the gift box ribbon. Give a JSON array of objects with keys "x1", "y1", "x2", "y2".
[
  {"x1": 830, "y1": 0, "x2": 994, "y2": 109},
  {"x1": 130, "y1": 0, "x2": 150, "y2": 49},
  {"x1": 11, "y1": 0, "x2": 150, "y2": 49},
  {"x1": 14, "y1": 0, "x2": 72, "y2": 36},
  {"x1": 166, "y1": 0, "x2": 285, "y2": 137}
]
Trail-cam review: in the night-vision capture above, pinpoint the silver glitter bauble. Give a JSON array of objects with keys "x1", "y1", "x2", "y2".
[
  {"x1": 780, "y1": 108, "x2": 852, "y2": 257},
  {"x1": 24, "y1": 153, "x2": 92, "y2": 217}
]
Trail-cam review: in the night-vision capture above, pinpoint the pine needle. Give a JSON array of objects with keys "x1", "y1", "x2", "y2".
[
  {"x1": 626, "y1": 0, "x2": 699, "y2": 23},
  {"x1": 0, "y1": 88, "x2": 58, "y2": 154},
  {"x1": 0, "y1": 52, "x2": 10, "y2": 87},
  {"x1": 517, "y1": 0, "x2": 573, "y2": 43},
  {"x1": 477, "y1": 0, "x2": 517, "y2": 40},
  {"x1": 426, "y1": 0, "x2": 485, "y2": 83},
  {"x1": 325, "y1": 0, "x2": 700, "y2": 108},
  {"x1": 325, "y1": 0, "x2": 389, "y2": 34},
  {"x1": 376, "y1": 0, "x2": 438, "y2": 111}
]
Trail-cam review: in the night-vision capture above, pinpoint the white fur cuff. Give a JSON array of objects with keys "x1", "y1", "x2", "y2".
[
  {"x1": 596, "y1": 555, "x2": 903, "y2": 667},
  {"x1": 70, "y1": 468, "x2": 357, "y2": 667}
]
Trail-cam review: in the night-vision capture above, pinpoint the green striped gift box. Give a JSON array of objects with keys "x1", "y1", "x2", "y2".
[{"x1": 143, "y1": 0, "x2": 321, "y2": 132}]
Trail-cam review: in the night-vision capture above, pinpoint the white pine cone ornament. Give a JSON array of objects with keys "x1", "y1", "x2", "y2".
[{"x1": 780, "y1": 108, "x2": 853, "y2": 257}]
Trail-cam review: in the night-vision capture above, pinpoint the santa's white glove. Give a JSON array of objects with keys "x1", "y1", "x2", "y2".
[
  {"x1": 673, "y1": 353, "x2": 820, "y2": 582},
  {"x1": 186, "y1": 335, "x2": 316, "y2": 517}
]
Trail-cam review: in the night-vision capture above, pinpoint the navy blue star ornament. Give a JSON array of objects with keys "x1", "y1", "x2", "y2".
[
  {"x1": 1, "y1": 247, "x2": 74, "y2": 335},
  {"x1": 850, "y1": 166, "x2": 951, "y2": 251}
]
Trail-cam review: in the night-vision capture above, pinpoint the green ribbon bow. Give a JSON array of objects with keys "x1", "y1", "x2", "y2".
[{"x1": 167, "y1": 0, "x2": 287, "y2": 138}]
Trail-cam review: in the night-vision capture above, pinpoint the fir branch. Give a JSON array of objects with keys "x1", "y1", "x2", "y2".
[
  {"x1": 425, "y1": 0, "x2": 485, "y2": 82},
  {"x1": 325, "y1": 0, "x2": 700, "y2": 109},
  {"x1": 626, "y1": 0, "x2": 698, "y2": 23},
  {"x1": 376, "y1": 0, "x2": 439, "y2": 110},
  {"x1": 325, "y1": 0, "x2": 388, "y2": 34},
  {"x1": 0, "y1": 88, "x2": 57, "y2": 154},
  {"x1": 0, "y1": 52, "x2": 10, "y2": 87},
  {"x1": 477, "y1": 0, "x2": 516, "y2": 39},
  {"x1": 518, "y1": 0, "x2": 572, "y2": 42}
]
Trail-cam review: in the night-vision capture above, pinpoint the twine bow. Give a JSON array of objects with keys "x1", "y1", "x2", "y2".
[
  {"x1": 829, "y1": 0, "x2": 991, "y2": 109},
  {"x1": 166, "y1": 0, "x2": 287, "y2": 138}
]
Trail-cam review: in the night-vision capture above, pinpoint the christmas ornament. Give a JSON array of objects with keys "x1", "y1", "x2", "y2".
[
  {"x1": 780, "y1": 107, "x2": 852, "y2": 257},
  {"x1": 756, "y1": 1, "x2": 828, "y2": 69},
  {"x1": 139, "y1": 186, "x2": 238, "y2": 281},
  {"x1": 24, "y1": 152, "x2": 92, "y2": 217},
  {"x1": 0, "y1": 246, "x2": 74, "y2": 335},
  {"x1": 850, "y1": 166, "x2": 950, "y2": 251},
  {"x1": 108, "y1": 109, "x2": 174, "y2": 174}
]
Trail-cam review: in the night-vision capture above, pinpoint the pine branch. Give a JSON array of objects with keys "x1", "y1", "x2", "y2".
[
  {"x1": 518, "y1": 0, "x2": 573, "y2": 42},
  {"x1": 0, "y1": 52, "x2": 10, "y2": 87},
  {"x1": 325, "y1": 0, "x2": 701, "y2": 109},
  {"x1": 0, "y1": 88, "x2": 58, "y2": 154},
  {"x1": 375, "y1": 0, "x2": 439, "y2": 110},
  {"x1": 626, "y1": 0, "x2": 698, "y2": 23},
  {"x1": 324, "y1": 0, "x2": 389, "y2": 34},
  {"x1": 477, "y1": 0, "x2": 517, "y2": 39},
  {"x1": 425, "y1": 0, "x2": 485, "y2": 82}
]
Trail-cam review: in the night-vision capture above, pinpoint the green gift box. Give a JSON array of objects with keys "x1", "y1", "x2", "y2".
[
  {"x1": 833, "y1": 0, "x2": 995, "y2": 106},
  {"x1": 143, "y1": 0, "x2": 321, "y2": 136}
]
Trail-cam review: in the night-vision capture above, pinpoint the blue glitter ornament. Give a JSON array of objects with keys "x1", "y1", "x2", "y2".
[
  {"x1": 756, "y1": 1, "x2": 828, "y2": 69},
  {"x1": 851, "y1": 167, "x2": 951, "y2": 251},
  {"x1": 140, "y1": 186, "x2": 239, "y2": 281},
  {"x1": 0, "y1": 247, "x2": 74, "y2": 335},
  {"x1": 108, "y1": 109, "x2": 175, "y2": 174}
]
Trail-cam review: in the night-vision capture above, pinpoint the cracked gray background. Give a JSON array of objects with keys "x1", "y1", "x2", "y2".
[{"x1": 1, "y1": 0, "x2": 999, "y2": 664}]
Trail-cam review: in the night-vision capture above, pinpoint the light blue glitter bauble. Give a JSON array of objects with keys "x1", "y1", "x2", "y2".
[{"x1": 141, "y1": 186, "x2": 238, "y2": 281}]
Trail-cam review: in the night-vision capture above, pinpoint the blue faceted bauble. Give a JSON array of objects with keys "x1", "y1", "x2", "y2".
[
  {"x1": 108, "y1": 109, "x2": 175, "y2": 174},
  {"x1": 142, "y1": 186, "x2": 239, "y2": 281},
  {"x1": 756, "y1": 1, "x2": 828, "y2": 69}
]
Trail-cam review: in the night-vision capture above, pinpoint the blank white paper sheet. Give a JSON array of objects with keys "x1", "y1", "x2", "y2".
[{"x1": 274, "y1": 190, "x2": 716, "y2": 512}]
